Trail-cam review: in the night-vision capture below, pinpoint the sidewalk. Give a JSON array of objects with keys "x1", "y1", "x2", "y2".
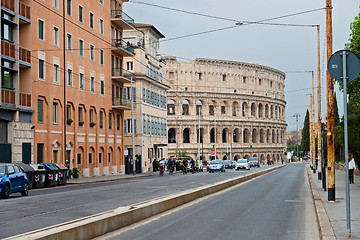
[
  {"x1": 311, "y1": 167, "x2": 360, "y2": 239},
  {"x1": 67, "y1": 171, "x2": 156, "y2": 184}
]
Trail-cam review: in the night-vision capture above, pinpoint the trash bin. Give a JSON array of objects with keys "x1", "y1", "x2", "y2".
[
  {"x1": 14, "y1": 163, "x2": 35, "y2": 189},
  {"x1": 54, "y1": 163, "x2": 69, "y2": 185},
  {"x1": 30, "y1": 164, "x2": 46, "y2": 188},
  {"x1": 42, "y1": 163, "x2": 60, "y2": 187}
]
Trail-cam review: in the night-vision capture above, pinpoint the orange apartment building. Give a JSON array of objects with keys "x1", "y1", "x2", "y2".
[{"x1": 0, "y1": 0, "x2": 136, "y2": 177}]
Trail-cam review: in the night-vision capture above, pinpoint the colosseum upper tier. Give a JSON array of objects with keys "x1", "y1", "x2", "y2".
[{"x1": 164, "y1": 57, "x2": 287, "y2": 163}]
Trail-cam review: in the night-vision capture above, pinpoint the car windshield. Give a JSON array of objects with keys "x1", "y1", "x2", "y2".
[
  {"x1": 224, "y1": 160, "x2": 231, "y2": 164},
  {"x1": 0, "y1": 166, "x2": 5, "y2": 175},
  {"x1": 237, "y1": 160, "x2": 247, "y2": 163},
  {"x1": 250, "y1": 159, "x2": 258, "y2": 162},
  {"x1": 210, "y1": 160, "x2": 221, "y2": 165}
]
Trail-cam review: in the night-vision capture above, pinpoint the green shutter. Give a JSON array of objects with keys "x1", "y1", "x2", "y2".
[{"x1": 38, "y1": 100, "x2": 43, "y2": 122}]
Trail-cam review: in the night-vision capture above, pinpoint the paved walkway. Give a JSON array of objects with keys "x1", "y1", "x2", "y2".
[
  {"x1": 67, "y1": 171, "x2": 157, "y2": 184},
  {"x1": 311, "y1": 167, "x2": 360, "y2": 239}
]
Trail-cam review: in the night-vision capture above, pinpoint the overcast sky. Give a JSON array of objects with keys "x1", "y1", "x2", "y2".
[{"x1": 125, "y1": 0, "x2": 359, "y2": 131}]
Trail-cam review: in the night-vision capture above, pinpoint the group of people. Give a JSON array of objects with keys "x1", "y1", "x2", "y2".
[{"x1": 153, "y1": 158, "x2": 176, "y2": 176}]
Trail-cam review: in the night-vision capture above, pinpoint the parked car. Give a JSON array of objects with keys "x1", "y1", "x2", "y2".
[
  {"x1": 223, "y1": 160, "x2": 233, "y2": 169},
  {"x1": 208, "y1": 160, "x2": 225, "y2": 173},
  {"x1": 235, "y1": 159, "x2": 250, "y2": 170},
  {"x1": 249, "y1": 157, "x2": 260, "y2": 167},
  {"x1": 0, "y1": 163, "x2": 29, "y2": 199},
  {"x1": 231, "y1": 161, "x2": 237, "y2": 168}
]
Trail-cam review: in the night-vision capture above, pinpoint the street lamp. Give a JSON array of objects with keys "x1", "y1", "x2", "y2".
[{"x1": 196, "y1": 100, "x2": 202, "y2": 161}]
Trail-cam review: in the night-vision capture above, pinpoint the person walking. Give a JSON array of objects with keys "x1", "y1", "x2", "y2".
[{"x1": 349, "y1": 153, "x2": 356, "y2": 184}]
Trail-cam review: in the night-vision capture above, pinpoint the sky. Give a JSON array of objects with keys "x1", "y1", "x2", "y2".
[{"x1": 124, "y1": 0, "x2": 359, "y2": 131}]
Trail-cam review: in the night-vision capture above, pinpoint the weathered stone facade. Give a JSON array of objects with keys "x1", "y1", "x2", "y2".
[{"x1": 164, "y1": 57, "x2": 287, "y2": 163}]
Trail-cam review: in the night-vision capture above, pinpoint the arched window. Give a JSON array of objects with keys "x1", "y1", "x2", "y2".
[
  {"x1": 183, "y1": 128, "x2": 190, "y2": 143},
  {"x1": 252, "y1": 129, "x2": 258, "y2": 143},
  {"x1": 210, "y1": 128, "x2": 216, "y2": 143},
  {"x1": 222, "y1": 128, "x2": 228, "y2": 143},
  {"x1": 260, "y1": 129, "x2": 265, "y2": 143},
  {"x1": 258, "y1": 103, "x2": 263, "y2": 118},
  {"x1": 232, "y1": 102, "x2": 239, "y2": 116},
  {"x1": 168, "y1": 128, "x2": 176, "y2": 143},
  {"x1": 233, "y1": 128, "x2": 240, "y2": 143},
  {"x1": 243, "y1": 128, "x2": 250, "y2": 143},
  {"x1": 251, "y1": 103, "x2": 256, "y2": 117},
  {"x1": 182, "y1": 99, "x2": 189, "y2": 115},
  {"x1": 167, "y1": 99, "x2": 175, "y2": 115}
]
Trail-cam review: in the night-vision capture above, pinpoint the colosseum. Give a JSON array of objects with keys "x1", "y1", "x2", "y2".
[{"x1": 163, "y1": 57, "x2": 287, "y2": 164}]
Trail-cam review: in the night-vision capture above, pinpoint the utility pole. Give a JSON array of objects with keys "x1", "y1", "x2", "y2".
[
  {"x1": 312, "y1": 71, "x2": 316, "y2": 174},
  {"x1": 292, "y1": 114, "x2": 300, "y2": 158},
  {"x1": 309, "y1": 94, "x2": 313, "y2": 170},
  {"x1": 317, "y1": 25, "x2": 322, "y2": 180},
  {"x1": 326, "y1": 0, "x2": 335, "y2": 202}
]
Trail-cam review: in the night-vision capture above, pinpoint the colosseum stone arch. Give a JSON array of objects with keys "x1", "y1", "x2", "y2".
[{"x1": 164, "y1": 57, "x2": 287, "y2": 163}]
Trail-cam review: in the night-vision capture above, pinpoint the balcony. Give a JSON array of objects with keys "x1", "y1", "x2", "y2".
[
  {"x1": 19, "y1": 46, "x2": 31, "y2": 67},
  {"x1": 19, "y1": 1, "x2": 31, "y2": 24},
  {"x1": 1, "y1": 40, "x2": 15, "y2": 59},
  {"x1": 1, "y1": 0, "x2": 15, "y2": 12},
  {"x1": 19, "y1": 92, "x2": 31, "y2": 107},
  {"x1": 1, "y1": 89, "x2": 15, "y2": 105},
  {"x1": 112, "y1": 68, "x2": 132, "y2": 83},
  {"x1": 111, "y1": 9, "x2": 134, "y2": 30},
  {"x1": 112, "y1": 98, "x2": 132, "y2": 110},
  {"x1": 111, "y1": 39, "x2": 135, "y2": 57}
]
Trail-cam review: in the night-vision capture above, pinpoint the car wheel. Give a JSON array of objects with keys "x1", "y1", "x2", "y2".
[
  {"x1": 2, "y1": 184, "x2": 10, "y2": 199},
  {"x1": 21, "y1": 183, "x2": 29, "y2": 196}
]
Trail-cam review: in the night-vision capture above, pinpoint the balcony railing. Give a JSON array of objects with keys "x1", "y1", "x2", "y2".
[
  {"x1": 1, "y1": 0, "x2": 15, "y2": 12},
  {"x1": 1, "y1": 40, "x2": 15, "y2": 58},
  {"x1": 112, "y1": 98, "x2": 134, "y2": 109},
  {"x1": 112, "y1": 39, "x2": 135, "y2": 54},
  {"x1": 19, "y1": 47, "x2": 31, "y2": 64},
  {"x1": 20, "y1": 92, "x2": 31, "y2": 107},
  {"x1": 1, "y1": 89, "x2": 15, "y2": 105},
  {"x1": 19, "y1": 1, "x2": 30, "y2": 20},
  {"x1": 111, "y1": 9, "x2": 134, "y2": 24}
]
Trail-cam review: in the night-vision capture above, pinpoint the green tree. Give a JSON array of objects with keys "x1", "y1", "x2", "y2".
[
  {"x1": 345, "y1": 5, "x2": 360, "y2": 162},
  {"x1": 334, "y1": 93, "x2": 340, "y2": 127},
  {"x1": 301, "y1": 109, "x2": 310, "y2": 154}
]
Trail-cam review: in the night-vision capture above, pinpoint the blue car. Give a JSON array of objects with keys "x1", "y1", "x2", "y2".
[
  {"x1": 0, "y1": 163, "x2": 29, "y2": 199},
  {"x1": 208, "y1": 160, "x2": 225, "y2": 173}
]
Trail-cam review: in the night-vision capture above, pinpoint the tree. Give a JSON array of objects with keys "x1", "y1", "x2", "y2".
[
  {"x1": 301, "y1": 109, "x2": 310, "y2": 154},
  {"x1": 334, "y1": 93, "x2": 340, "y2": 127},
  {"x1": 345, "y1": 5, "x2": 360, "y2": 164}
]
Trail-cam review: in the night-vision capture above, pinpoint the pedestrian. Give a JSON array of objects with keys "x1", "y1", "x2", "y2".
[
  {"x1": 349, "y1": 153, "x2": 356, "y2": 184},
  {"x1": 65, "y1": 160, "x2": 70, "y2": 179}
]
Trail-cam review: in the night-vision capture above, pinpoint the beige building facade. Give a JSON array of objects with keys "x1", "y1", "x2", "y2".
[
  {"x1": 123, "y1": 23, "x2": 169, "y2": 173},
  {"x1": 164, "y1": 58, "x2": 287, "y2": 163}
]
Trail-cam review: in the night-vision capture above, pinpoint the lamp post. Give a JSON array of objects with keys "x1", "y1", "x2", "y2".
[{"x1": 196, "y1": 100, "x2": 202, "y2": 161}]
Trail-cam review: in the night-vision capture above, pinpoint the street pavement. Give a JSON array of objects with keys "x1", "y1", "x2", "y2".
[
  {"x1": 100, "y1": 163, "x2": 319, "y2": 240},
  {"x1": 311, "y1": 166, "x2": 360, "y2": 239},
  {"x1": 0, "y1": 165, "x2": 276, "y2": 239}
]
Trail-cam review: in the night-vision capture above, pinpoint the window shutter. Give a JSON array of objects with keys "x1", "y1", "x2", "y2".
[
  {"x1": 134, "y1": 119, "x2": 137, "y2": 133},
  {"x1": 124, "y1": 119, "x2": 128, "y2": 134}
]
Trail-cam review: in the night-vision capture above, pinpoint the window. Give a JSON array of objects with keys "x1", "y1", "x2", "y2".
[
  {"x1": 67, "y1": 0, "x2": 72, "y2": 16},
  {"x1": 90, "y1": 109, "x2": 94, "y2": 127},
  {"x1": 38, "y1": 59, "x2": 45, "y2": 80},
  {"x1": 108, "y1": 153, "x2": 111, "y2": 163},
  {"x1": 53, "y1": 0, "x2": 59, "y2": 9},
  {"x1": 78, "y1": 5, "x2": 83, "y2": 23},
  {"x1": 38, "y1": 99, "x2": 43, "y2": 123},
  {"x1": 89, "y1": 153, "x2": 92, "y2": 164},
  {"x1": 67, "y1": 33, "x2": 72, "y2": 52},
  {"x1": 116, "y1": 114, "x2": 120, "y2": 131},
  {"x1": 38, "y1": 19, "x2": 44, "y2": 40},
  {"x1": 53, "y1": 102, "x2": 58, "y2": 124},
  {"x1": 54, "y1": 64, "x2": 59, "y2": 84},
  {"x1": 243, "y1": 77, "x2": 246, "y2": 83},
  {"x1": 90, "y1": 76, "x2": 95, "y2": 93},
  {"x1": 67, "y1": 69, "x2": 72, "y2": 87},
  {"x1": 90, "y1": 45, "x2": 94, "y2": 61},
  {"x1": 78, "y1": 107, "x2": 83, "y2": 126},
  {"x1": 89, "y1": 12, "x2": 94, "y2": 29},
  {"x1": 100, "y1": 79, "x2": 104, "y2": 95},
  {"x1": 79, "y1": 39, "x2": 83, "y2": 56},
  {"x1": 259, "y1": 79, "x2": 262, "y2": 85},
  {"x1": 109, "y1": 113, "x2": 112, "y2": 130},
  {"x1": 197, "y1": 72, "x2": 202, "y2": 80},
  {"x1": 126, "y1": 61, "x2": 133, "y2": 71},
  {"x1": 100, "y1": 111, "x2": 103, "y2": 129},
  {"x1": 0, "y1": 120, "x2": 7, "y2": 143},
  {"x1": 2, "y1": 13, "x2": 14, "y2": 42},
  {"x1": 99, "y1": 0, "x2": 103, "y2": 5},
  {"x1": 222, "y1": 74, "x2": 226, "y2": 81},
  {"x1": 99, "y1": 153, "x2": 102, "y2": 164},
  {"x1": 1, "y1": 60, "x2": 14, "y2": 88},
  {"x1": 100, "y1": 49, "x2": 104, "y2": 65},
  {"x1": 99, "y1": 19, "x2": 104, "y2": 35},
  {"x1": 53, "y1": 27, "x2": 59, "y2": 46},
  {"x1": 169, "y1": 71, "x2": 174, "y2": 79},
  {"x1": 66, "y1": 105, "x2": 71, "y2": 123},
  {"x1": 79, "y1": 73, "x2": 84, "y2": 90}
]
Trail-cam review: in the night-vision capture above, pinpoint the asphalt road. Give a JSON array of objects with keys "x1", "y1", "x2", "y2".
[
  {"x1": 103, "y1": 164, "x2": 319, "y2": 240},
  {"x1": 0, "y1": 165, "x2": 274, "y2": 238}
]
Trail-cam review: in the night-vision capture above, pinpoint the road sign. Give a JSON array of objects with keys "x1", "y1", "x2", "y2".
[
  {"x1": 211, "y1": 150, "x2": 215, "y2": 156},
  {"x1": 328, "y1": 50, "x2": 360, "y2": 82}
]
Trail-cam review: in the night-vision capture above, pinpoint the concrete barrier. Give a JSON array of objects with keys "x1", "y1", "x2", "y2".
[{"x1": 6, "y1": 165, "x2": 285, "y2": 240}]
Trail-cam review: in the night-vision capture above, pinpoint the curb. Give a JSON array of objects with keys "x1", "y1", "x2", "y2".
[
  {"x1": 66, "y1": 173, "x2": 156, "y2": 185},
  {"x1": 306, "y1": 167, "x2": 337, "y2": 240},
  {"x1": 6, "y1": 165, "x2": 285, "y2": 240}
]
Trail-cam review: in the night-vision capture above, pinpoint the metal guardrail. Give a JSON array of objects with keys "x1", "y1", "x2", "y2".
[
  {"x1": 111, "y1": 9, "x2": 134, "y2": 23},
  {"x1": 112, "y1": 39, "x2": 135, "y2": 53}
]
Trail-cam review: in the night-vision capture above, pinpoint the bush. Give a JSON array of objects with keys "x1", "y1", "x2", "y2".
[
  {"x1": 69, "y1": 169, "x2": 74, "y2": 176},
  {"x1": 73, "y1": 167, "x2": 80, "y2": 175}
]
